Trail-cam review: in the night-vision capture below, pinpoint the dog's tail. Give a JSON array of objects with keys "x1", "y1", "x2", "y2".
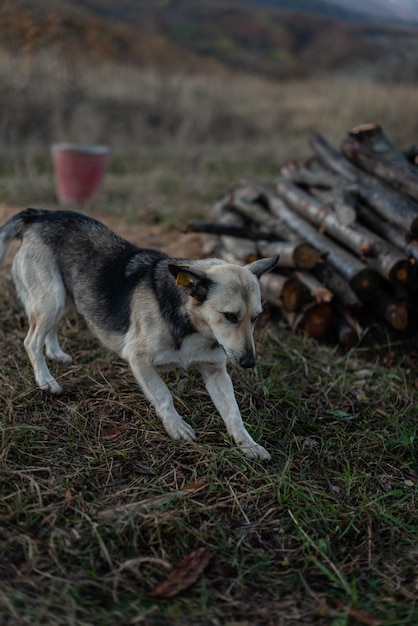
[{"x1": 0, "y1": 208, "x2": 45, "y2": 267}]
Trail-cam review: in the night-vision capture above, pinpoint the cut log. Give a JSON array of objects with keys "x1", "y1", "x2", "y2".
[
  {"x1": 294, "y1": 271, "x2": 333, "y2": 303},
  {"x1": 314, "y1": 264, "x2": 362, "y2": 309},
  {"x1": 347, "y1": 123, "x2": 411, "y2": 168},
  {"x1": 258, "y1": 241, "x2": 319, "y2": 269},
  {"x1": 310, "y1": 133, "x2": 358, "y2": 182},
  {"x1": 264, "y1": 193, "x2": 329, "y2": 253},
  {"x1": 260, "y1": 273, "x2": 302, "y2": 311},
  {"x1": 369, "y1": 292, "x2": 408, "y2": 331},
  {"x1": 354, "y1": 223, "x2": 415, "y2": 286},
  {"x1": 233, "y1": 180, "x2": 270, "y2": 205},
  {"x1": 280, "y1": 160, "x2": 347, "y2": 190},
  {"x1": 230, "y1": 192, "x2": 321, "y2": 266},
  {"x1": 221, "y1": 235, "x2": 258, "y2": 263},
  {"x1": 314, "y1": 188, "x2": 357, "y2": 226},
  {"x1": 356, "y1": 202, "x2": 418, "y2": 263},
  {"x1": 277, "y1": 170, "x2": 414, "y2": 286},
  {"x1": 342, "y1": 136, "x2": 418, "y2": 202},
  {"x1": 275, "y1": 179, "x2": 375, "y2": 256},
  {"x1": 286, "y1": 159, "x2": 359, "y2": 225},
  {"x1": 311, "y1": 133, "x2": 418, "y2": 237},
  {"x1": 265, "y1": 188, "x2": 381, "y2": 301},
  {"x1": 283, "y1": 302, "x2": 334, "y2": 338},
  {"x1": 366, "y1": 253, "x2": 413, "y2": 286},
  {"x1": 213, "y1": 208, "x2": 259, "y2": 263},
  {"x1": 186, "y1": 220, "x2": 277, "y2": 241},
  {"x1": 230, "y1": 194, "x2": 303, "y2": 243},
  {"x1": 356, "y1": 185, "x2": 418, "y2": 238},
  {"x1": 333, "y1": 311, "x2": 359, "y2": 349}
]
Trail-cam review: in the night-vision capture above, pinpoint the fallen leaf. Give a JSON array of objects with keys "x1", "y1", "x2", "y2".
[
  {"x1": 184, "y1": 481, "x2": 209, "y2": 492},
  {"x1": 65, "y1": 487, "x2": 76, "y2": 506},
  {"x1": 103, "y1": 426, "x2": 126, "y2": 439},
  {"x1": 148, "y1": 548, "x2": 213, "y2": 598}
]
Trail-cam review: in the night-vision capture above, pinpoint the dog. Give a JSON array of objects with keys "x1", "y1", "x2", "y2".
[{"x1": 0, "y1": 209, "x2": 278, "y2": 459}]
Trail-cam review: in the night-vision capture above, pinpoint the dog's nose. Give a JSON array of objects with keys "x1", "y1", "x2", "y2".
[{"x1": 239, "y1": 355, "x2": 255, "y2": 368}]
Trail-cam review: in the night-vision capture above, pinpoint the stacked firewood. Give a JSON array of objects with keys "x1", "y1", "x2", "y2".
[{"x1": 187, "y1": 124, "x2": 418, "y2": 347}]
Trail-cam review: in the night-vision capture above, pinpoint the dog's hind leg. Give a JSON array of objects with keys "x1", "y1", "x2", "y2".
[
  {"x1": 13, "y1": 250, "x2": 69, "y2": 394},
  {"x1": 127, "y1": 357, "x2": 196, "y2": 442},
  {"x1": 198, "y1": 363, "x2": 271, "y2": 461},
  {"x1": 24, "y1": 312, "x2": 64, "y2": 394},
  {"x1": 44, "y1": 301, "x2": 73, "y2": 363}
]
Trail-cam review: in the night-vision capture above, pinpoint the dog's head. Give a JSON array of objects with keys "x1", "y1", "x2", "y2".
[{"x1": 168, "y1": 256, "x2": 278, "y2": 368}]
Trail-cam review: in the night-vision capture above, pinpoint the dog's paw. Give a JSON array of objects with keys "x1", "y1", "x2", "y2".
[
  {"x1": 239, "y1": 442, "x2": 271, "y2": 461},
  {"x1": 48, "y1": 351, "x2": 73, "y2": 364},
  {"x1": 39, "y1": 379, "x2": 63, "y2": 394},
  {"x1": 163, "y1": 416, "x2": 196, "y2": 442},
  {"x1": 233, "y1": 429, "x2": 271, "y2": 461}
]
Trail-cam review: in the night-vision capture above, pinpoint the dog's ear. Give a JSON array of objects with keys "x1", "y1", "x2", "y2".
[
  {"x1": 245, "y1": 255, "x2": 279, "y2": 278},
  {"x1": 168, "y1": 263, "x2": 212, "y2": 302}
]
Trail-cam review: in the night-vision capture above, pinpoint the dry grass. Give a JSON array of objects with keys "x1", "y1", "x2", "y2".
[
  {"x1": 0, "y1": 244, "x2": 417, "y2": 625},
  {"x1": 1, "y1": 49, "x2": 418, "y2": 159},
  {"x1": 2, "y1": 48, "x2": 418, "y2": 227}
]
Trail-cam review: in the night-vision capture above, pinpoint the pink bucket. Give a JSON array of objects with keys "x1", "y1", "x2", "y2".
[{"x1": 51, "y1": 144, "x2": 109, "y2": 204}]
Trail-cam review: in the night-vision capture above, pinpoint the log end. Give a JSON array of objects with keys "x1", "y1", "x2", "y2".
[
  {"x1": 350, "y1": 268, "x2": 381, "y2": 301},
  {"x1": 282, "y1": 278, "x2": 303, "y2": 312},
  {"x1": 334, "y1": 315, "x2": 359, "y2": 349},
  {"x1": 389, "y1": 260, "x2": 416, "y2": 286},
  {"x1": 384, "y1": 302, "x2": 408, "y2": 331},
  {"x1": 260, "y1": 274, "x2": 302, "y2": 312},
  {"x1": 349, "y1": 122, "x2": 381, "y2": 137},
  {"x1": 294, "y1": 243, "x2": 320, "y2": 269},
  {"x1": 297, "y1": 302, "x2": 334, "y2": 338}
]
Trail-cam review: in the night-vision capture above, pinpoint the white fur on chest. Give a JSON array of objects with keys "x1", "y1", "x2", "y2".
[{"x1": 152, "y1": 333, "x2": 225, "y2": 371}]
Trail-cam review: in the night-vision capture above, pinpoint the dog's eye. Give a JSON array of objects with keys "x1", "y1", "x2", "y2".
[{"x1": 223, "y1": 312, "x2": 239, "y2": 324}]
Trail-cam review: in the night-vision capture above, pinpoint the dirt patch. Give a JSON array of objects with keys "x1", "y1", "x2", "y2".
[
  {"x1": 102, "y1": 216, "x2": 204, "y2": 259},
  {"x1": 0, "y1": 204, "x2": 204, "y2": 259}
]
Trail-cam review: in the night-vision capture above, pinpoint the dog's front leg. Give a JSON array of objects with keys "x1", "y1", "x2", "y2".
[
  {"x1": 128, "y1": 359, "x2": 196, "y2": 442},
  {"x1": 198, "y1": 364, "x2": 271, "y2": 461}
]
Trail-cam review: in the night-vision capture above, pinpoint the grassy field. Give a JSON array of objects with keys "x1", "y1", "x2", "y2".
[
  {"x1": 2, "y1": 49, "x2": 418, "y2": 221},
  {"x1": 0, "y1": 230, "x2": 417, "y2": 625},
  {"x1": 0, "y1": 48, "x2": 418, "y2": 625}
]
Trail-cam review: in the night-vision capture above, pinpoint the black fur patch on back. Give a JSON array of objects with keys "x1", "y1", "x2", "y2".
[{"x1": 28, "y1": 210, "x2": 195, "y2": 340}]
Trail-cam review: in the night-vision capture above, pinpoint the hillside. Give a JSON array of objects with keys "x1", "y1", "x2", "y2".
[
  {"x1": 2, "y1": 0, "x2": 418, "y2": 82},
  {"x1": 226, "y1": 0, "x2": 418, "y2": 25}
]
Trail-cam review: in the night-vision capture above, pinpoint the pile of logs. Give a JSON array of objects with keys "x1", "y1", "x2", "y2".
[{"x1": 187, "y1": 123, "x2": 418, "y2": 347}]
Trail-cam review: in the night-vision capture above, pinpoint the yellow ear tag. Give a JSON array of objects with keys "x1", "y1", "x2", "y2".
[{"x1": 176, "y1": 272, "x2": 194, "y2": 287}]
